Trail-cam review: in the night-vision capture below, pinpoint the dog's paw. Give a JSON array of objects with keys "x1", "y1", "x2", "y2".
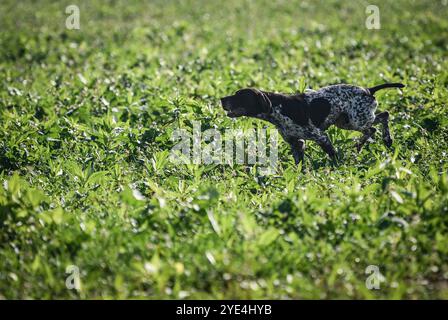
[
  {"x1": 384, "y1": 138, "x2": 393, "y2": 148},
  {"x1": 329, "y1": 152, "x2": 340, "y2": 166}
]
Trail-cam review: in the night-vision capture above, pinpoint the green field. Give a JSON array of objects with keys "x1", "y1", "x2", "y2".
[{"x1": 0, "y1": 0, "x2": 447, "y2": 299}]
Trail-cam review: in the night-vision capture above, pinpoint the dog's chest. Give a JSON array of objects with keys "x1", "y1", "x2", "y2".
[{"x1": 270, "y1": 108, "x2": 311, "y2": 139}]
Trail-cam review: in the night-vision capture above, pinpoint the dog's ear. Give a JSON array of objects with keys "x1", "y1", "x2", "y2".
[{"x1": 258, "y1": 90, "x2": 272, "y2": 113}]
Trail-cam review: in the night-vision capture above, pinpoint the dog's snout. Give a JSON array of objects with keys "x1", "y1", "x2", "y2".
[{"x1": 220, "y1": 96, "x2": 232, "y2": 109}]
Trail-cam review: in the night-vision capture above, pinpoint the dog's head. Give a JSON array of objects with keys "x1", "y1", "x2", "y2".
[{"x1": 220, "y1": 88, "x2": 272, "y2": 118}]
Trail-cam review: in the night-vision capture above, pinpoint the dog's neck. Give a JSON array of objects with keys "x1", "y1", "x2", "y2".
[
  {"x1": 263, "y1": 91, "x2": 288, "y2": 107},
  {"x1": 255, "y1": 104, "x2": 284, "y2": 128},
  {"x1": 254, "y1": 91, "x2": 289, "y2": 126}
]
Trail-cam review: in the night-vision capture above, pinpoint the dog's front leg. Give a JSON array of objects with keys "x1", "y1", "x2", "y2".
[{"x1": 282, "y1": 134, "x2": 305, "y2": 165}]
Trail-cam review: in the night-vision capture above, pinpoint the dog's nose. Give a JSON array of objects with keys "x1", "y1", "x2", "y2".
[{"x1": 220, "y1": 97, "x2": 230, "y2": 109}]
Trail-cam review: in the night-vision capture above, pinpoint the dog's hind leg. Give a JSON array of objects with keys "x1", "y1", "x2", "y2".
[
  {"x1": 373, "y1": 111, "x2": 393, "y2": 148},
  {"x1": 356, "y1": 127, "x2": 377, "y2": 152}
]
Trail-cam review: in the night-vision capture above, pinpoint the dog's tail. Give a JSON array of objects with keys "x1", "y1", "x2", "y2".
[{"x1": 367, "y1": 83, "x2": 405, "y2": 95}]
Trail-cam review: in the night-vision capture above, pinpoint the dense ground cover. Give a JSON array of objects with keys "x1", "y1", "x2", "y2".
[{"x1": 0, "y1": 0, "x2": 447, "y2": 299}]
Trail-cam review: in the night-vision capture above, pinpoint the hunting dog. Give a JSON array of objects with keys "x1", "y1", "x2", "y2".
[{"x1": 220, "y1": 83, "x2": 404, "y2": 164}]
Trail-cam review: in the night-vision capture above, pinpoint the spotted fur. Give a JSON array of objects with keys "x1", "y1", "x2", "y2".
[{"x1": 220, "y1": 83, "x2": 404, "y2": 164}]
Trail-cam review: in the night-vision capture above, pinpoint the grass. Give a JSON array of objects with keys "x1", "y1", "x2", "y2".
[{"x1": 0, "y1": 0, "x2": 447, "y2": 299}]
